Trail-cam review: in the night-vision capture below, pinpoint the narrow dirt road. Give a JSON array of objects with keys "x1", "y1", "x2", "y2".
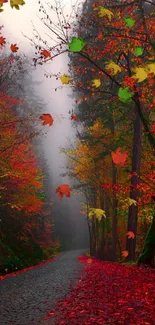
[{"x1": 0, "y1": 249, "x2": 87, "y2": 325}]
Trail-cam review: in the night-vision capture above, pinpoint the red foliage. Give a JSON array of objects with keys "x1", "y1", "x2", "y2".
[{"x1": 44, "y1": 256, "x2": 155, "y2": 325}]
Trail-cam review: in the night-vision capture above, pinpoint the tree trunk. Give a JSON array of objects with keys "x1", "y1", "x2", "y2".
[
  {"x1": 111, "y1": 160, "x2": 118, "y2": 262},
  {"x1": 126, "y1": 108, "x2": 142, "y2": 261},
  {"x1": 137, "y1": 196, "x2": 155, "y2": 268},
  {"x1": 137, "y1": 215, "x2": 155, "y2": 268}
]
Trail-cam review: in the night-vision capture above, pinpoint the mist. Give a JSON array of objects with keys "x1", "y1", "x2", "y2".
[{"x1": 1, "y1": 0, "x2": 89, "y2": 250}]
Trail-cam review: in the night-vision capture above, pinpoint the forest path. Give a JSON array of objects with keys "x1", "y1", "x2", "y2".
[{"x1": 0, "y1": 249, "x2": 87, "y2": 325}]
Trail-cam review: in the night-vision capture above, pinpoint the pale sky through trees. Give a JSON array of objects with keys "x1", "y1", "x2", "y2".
[{"x1": 1, "y1": 0, "x2": 82, "y2": 187}]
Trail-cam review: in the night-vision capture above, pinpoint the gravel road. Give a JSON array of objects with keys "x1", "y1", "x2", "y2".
[{"x1": 0, "y1": 249, "x2": 87, "y2": 325}]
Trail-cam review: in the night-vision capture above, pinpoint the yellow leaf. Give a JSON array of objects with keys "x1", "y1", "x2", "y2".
[
  {"x1": 10, "y1": 0, "x2": 25, "y2": 8},
  {"x1": 89, "y1": 208, "x2": 106, "y2": 221},
  {"x1": 128, "y1": 198, "x2": 137, "y2": 206},
  {"x1": 106, "y1": 61, "x2": 122, "y2": 75},
  {"x1": 146, "y1": 63, "x2": 155, "y2": 75},
  {"x1": 94, "y1": 6, "x2": 114, "y2": 20},
  {"x1": 60, "y1": 74, "x2": 71, "y2": 84},
  {"x1": 132, "y1": 67, "x2": 148, "y2": 82},
  {"x1": 92, "y1": 79, "x2": 101, "y2": 88}
]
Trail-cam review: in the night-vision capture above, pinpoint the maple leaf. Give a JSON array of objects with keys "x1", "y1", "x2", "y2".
[
  {"x1": 0, "y1": 36, "x2": 6, "y2": 46},
  {"x1": 60, "y1": 74, "x2": 71, "y2": 84},
  {"x1": 118, "y1": 87, "x2": 133, "y2": 102},
  {"x1": 134, "y1": 47, "x2": 144, "y2": 57},
  {"x1": 124, "y1": 17, "x2": 135, "y2": 27},
  {"x1": 39, "y1": 113, "x2": 54, "y2": 126},
  {"x1": 132, "y1": 67, "x2": 148, "y2": 83},
  {"x1": 70, "y1": 115, "x2": 78, "y2": 120},
  {"x1": 147, "y1": 63, "x2": 155, "y2": 75},
  {"x1": 40, "y1": 49, "x2": 51, "y2": 58},
  {"x1": 122, "y1": 250, "x2": 128, "y2": 257},
  {"x1": 56, "y1": 184, "x2": 72, "y2": 199},
  {"x1": 97, "y1": 32, "x2": 103, "y2": 40},
  {"x1": 111, "y1": 147, "x2": 128, "y2": 167},
  {"x1": 89, "y1": 208, "x2": 106, "y2": 221},
  {"x1": 92, "y1": 79, "x2": 101, "y2": 88},
  {"x1": 126, "y1": 231, "x2": 135, "y2": 239},
  {"x1": 10, "y1": 0, "x2": 25, "y2": 9},
  {"x1": 10, "y1": 44, "x2": 19, "y2": 52},
  {"x1": 94, "y1": 6, "x2": 114, "y2": 20},
  {"x1": 67, "y1": 37, "x2": 86, "y2": 52},
  {"x1": 87, "y1": 258, "x2": 92, "y2": 264},
  {"x1": 106, "y1": 61, "x2": 122, "y2": 75},
  {"x1": 128, "y1": 198, "x2": 137, "y2": 206}
]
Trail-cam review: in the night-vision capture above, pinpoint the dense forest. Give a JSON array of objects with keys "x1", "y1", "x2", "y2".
[
  {"x1": 0, "y1": 0, "x2": 155, "y2": 277},
  {"x1": 31, "y1": 0, "x2": 155, "y2": 267}
]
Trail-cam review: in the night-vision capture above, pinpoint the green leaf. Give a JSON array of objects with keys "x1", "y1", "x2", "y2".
[
  {"x1": 118, "y1": 87, "x2": 133, "y2": 103},
  {"x1": 124, "y1": 17, "x2": 135, "y2": 27},
  {"x1": 134, "y1": 47, "x2": 144, "y2": 56},
  {"x1": 67, "y1": 37, "x2": 86, "y2": 52}
]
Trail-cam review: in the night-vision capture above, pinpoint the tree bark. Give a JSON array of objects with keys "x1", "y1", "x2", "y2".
[
  {"x1": 126, "y1": 108, "x2": 142, "y2": 261},
  {"x1": 111, "y1": 160, "x2": 118, "y2": 262},
  {"x1": 137, "y1": 196, "x2": 155, "y2": 268},
  {"x1": 137, "y1": 214, "x2": 155, "y2": 268}
]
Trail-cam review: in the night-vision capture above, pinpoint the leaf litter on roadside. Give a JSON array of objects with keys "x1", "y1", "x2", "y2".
[{"x1": 43, "y1": 255, "x2": 155, "y2": 325}]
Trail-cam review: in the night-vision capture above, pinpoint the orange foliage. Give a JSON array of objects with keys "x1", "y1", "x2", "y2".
[{"x1": 56, "y1": 184, "x2": 72, "y2": 199}]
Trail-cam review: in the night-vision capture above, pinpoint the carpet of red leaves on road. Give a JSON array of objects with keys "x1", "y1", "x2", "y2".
[
  {"x1": 44, "y1": 255, "x2": 155, "y2": 325},
  {"x1": 0, "y1": 253, "x2": 62, "y2": 281}
]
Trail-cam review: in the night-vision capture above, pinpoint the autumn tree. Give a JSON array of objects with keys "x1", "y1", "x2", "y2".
[{"x1": 23, "y1": 0, "x2": 155, "y2": 262}]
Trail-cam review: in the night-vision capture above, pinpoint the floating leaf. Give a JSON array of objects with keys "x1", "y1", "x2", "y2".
[
  {"x1": 67, "y1": 37, "x2": 86, "y2": 52},
  {"x1": 56, "y1": 184, "x2": 72, "y2": 199},
  {"x1": 126, "y1": 231, "x2": 135, "y2": 239},
  {"x1": 94, "y1": 6, "x2": 114, "y2": 20},
  {"x1": 60, "y1": 74, "x2": 71, "y2": 84},
  {"x1": 106, "y1": 61, "x2": 122, "y2": 75},
  {"x1": 118, "y1": 87, "x2": 133, "y2": 102},
  {"x1": 134, "y1": 47, "x2": 144, "y2": 56},
  {"x1": 40, "y1": 49, "x2": 51, "y2": 58},
  {"x1": 10, "y1": 43, "x2": 19, "y2": 52},
  {"x1": 92, "y1": 79, "x2": 101, "y2": 88},
  {"x1": 39, "y1": 113, "x2": 54, "y2": 126},
  {"x1": 0, "y1": 36, "x2": 6, "y2": 46},
  {"x1": 122, "y1": 250, "x2": 128, "y2": 257},
  {"x1": 132, "y1": 67, "x2": 148, "y2": 83},
  {"x1": 70, "y1": 115, "x2": 78, "y2": 120},
  {"x1": 124, "y1": 17, "x2": 135, "y2": 27},
  {"x1": 87, "y1": 258, "x2": 93, "y2": 264},
  {"x1": 89, "y1": 208, "x2": 106, "y2": 221},
  {"x1": 111, "y1": 147, "x2": 128, "y2": 167},
  {"x1": 147, "y1": 63, "x2": 155, "y2": 75},
  {"x1": 128, "y1": 198, "x2": 137, "y2": 206},
  {"x1": 10, "y1": 0, "x2": 25, "y2": 9}
]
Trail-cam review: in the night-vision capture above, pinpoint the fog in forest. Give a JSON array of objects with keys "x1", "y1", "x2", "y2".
[{"x1": 1, "y1": 0, "x2": 89, "y2": 250}]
